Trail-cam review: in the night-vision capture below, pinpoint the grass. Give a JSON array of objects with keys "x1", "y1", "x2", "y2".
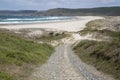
[
  {"x1": 73, "y1": 40, "x2": 120, "y2": 80},
  {"x1": 0, "y1": 71, "x2": 14, "y2": 80},
  {"x1": 31, "y1": 32, "x2": 69, "y2": 42},
  {"x1": 0, "y1": 29, "x2": 54, "y2": 80},
  {"x1": 79, "y1": 18, "x2": 120, "y2": 42},
  {"x1": 80, "y1": 29, "x2": 120, "y2": 39},
  {"x1": 76, "y1": 17, "x2": 120, "y2": 79},
  {"x1": 79, "y1": 19, "x2": 105, "y2": 35},
  {"x1": 85, "y1": 19, "x2": 105, "y2": 28}
]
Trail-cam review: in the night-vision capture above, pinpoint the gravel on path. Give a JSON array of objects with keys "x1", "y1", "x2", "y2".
[{"x1": 29, "y1": 44, "x2": 115, "y2": 80}]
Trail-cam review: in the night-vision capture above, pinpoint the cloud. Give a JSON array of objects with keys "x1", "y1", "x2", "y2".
[
  {"x1": 2, "y1": 0, "x2": 91, "y2": 6},
  {"x1": 2, "y1": 0, "x2": 87, "y2": 9},
  {"x1": 96, "y1": 0, "x2": 117, "y2": 3},
  {"x1": 3, "y1": 0, "x2": 39, "y2": 6},
  {"x1": 2, "y1": 0, "x2": 118, "y2": 7},
  {"x1": 0, "y1": 0, "x2": 120, "y2": 10}
]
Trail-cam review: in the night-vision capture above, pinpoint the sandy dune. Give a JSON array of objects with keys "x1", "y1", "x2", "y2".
[{"x1": 0, "y1": 16, "x2": 103, "y2": 32}]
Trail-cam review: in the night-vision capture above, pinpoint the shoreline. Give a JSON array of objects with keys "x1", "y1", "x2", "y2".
[
  {"x1": 0, "y1": 17, "x2": 77, "y2": 26},
  {"x1": 0, "y1": 16, "x2": 76, "y2": 25},
  {"x1": 0, "y1": 16, "x2": 103, "y2": 32}
]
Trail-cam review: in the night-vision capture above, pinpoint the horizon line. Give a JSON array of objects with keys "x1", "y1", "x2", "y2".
[{"x1": 0, "y1": 6, "x2": 120, "y2": 11}]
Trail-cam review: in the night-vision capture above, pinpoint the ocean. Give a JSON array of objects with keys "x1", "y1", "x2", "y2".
[{"x1": 0, "y1": 16, "x2": 74, "y2": 24}]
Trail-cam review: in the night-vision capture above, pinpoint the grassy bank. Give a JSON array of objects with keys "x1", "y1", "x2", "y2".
[
  {"x1": 75, "y1": 17, "x2": 120, "y2": 80},
  {"x1": 0, "y1": 29, "x2": 54, "y2": 80},
  {"x1": 73, "y1": 40, "x2": 120, "y2": 80},
  {"x1": 80, "y1": 17, "x2": 120, "y2": 41}
]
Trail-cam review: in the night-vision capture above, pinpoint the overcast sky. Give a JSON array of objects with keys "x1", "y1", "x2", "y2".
[{"x1": 0, "y1": 0, "x2": 120, "y2": 10}]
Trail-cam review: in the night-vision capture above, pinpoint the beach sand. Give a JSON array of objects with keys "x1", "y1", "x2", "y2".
[{"x1": 0, "y1": 16, "x2": 103, "y2": 32}]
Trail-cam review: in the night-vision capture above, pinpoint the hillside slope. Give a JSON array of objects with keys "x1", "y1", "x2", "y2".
[
  {"x1": 0, "y1": 29, "x2": 54, "y2": 80},
  {"x1": 36, "y1": 7, "x2": 120, "y2": 16},
  {"x1": 73, "y1": 17, "x2": 120, "y2": 80}
]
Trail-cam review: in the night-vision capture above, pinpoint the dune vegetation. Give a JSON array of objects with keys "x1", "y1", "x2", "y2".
[
  {"x1": 36, "y1": 32, "x2": 69, "y2": 42},
  {"x1": 0, "y1": 29, "x2": 54, "y2": 80},
  {"x1": 74, "y1": 17, "x2": 120, "y2": 80},
  {"x1": 73, "y1": 40, "x2": 120, "y2": 80}
]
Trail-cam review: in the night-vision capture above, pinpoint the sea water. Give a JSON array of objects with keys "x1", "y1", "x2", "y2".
[{"x1": 0, "y1": 16, "x2": 74, "y2": 24}]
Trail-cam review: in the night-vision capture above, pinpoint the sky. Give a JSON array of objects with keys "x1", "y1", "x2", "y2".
[{"x1": 0, "y1": 0, "x2": 120, "y2": 10}]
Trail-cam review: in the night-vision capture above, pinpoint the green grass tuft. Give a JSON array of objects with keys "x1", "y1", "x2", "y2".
[{"x1": 0, "y1": 71, "x2": 14, "y2": 80}]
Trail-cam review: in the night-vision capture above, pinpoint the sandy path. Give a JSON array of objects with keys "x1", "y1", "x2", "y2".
[
  {"x1": 29, "y1": 44, "x2": 86, "y2": 80},
  {"x1": 28, "y1": 44, "x2": 114, "y2": 80},
  {"x1": 0, "y1": 16, "x2": 103, "y2": 32}
]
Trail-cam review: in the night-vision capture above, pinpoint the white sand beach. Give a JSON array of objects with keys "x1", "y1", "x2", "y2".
[{"x1": 0, "y1": 16, "x2": 103, "y2": 32}]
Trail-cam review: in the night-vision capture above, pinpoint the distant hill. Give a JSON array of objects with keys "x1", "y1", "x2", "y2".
[
  {"x1": 0, "y1": 10, "x2": 38, "y2": 16},
  {"x1": 0, "y1": 7, "x2": 120, "y2": 16}
]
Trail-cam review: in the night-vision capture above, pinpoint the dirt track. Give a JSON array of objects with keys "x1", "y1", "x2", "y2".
[{"x1": 29, "y1": 43, "x2": 114, "y2": 80}]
